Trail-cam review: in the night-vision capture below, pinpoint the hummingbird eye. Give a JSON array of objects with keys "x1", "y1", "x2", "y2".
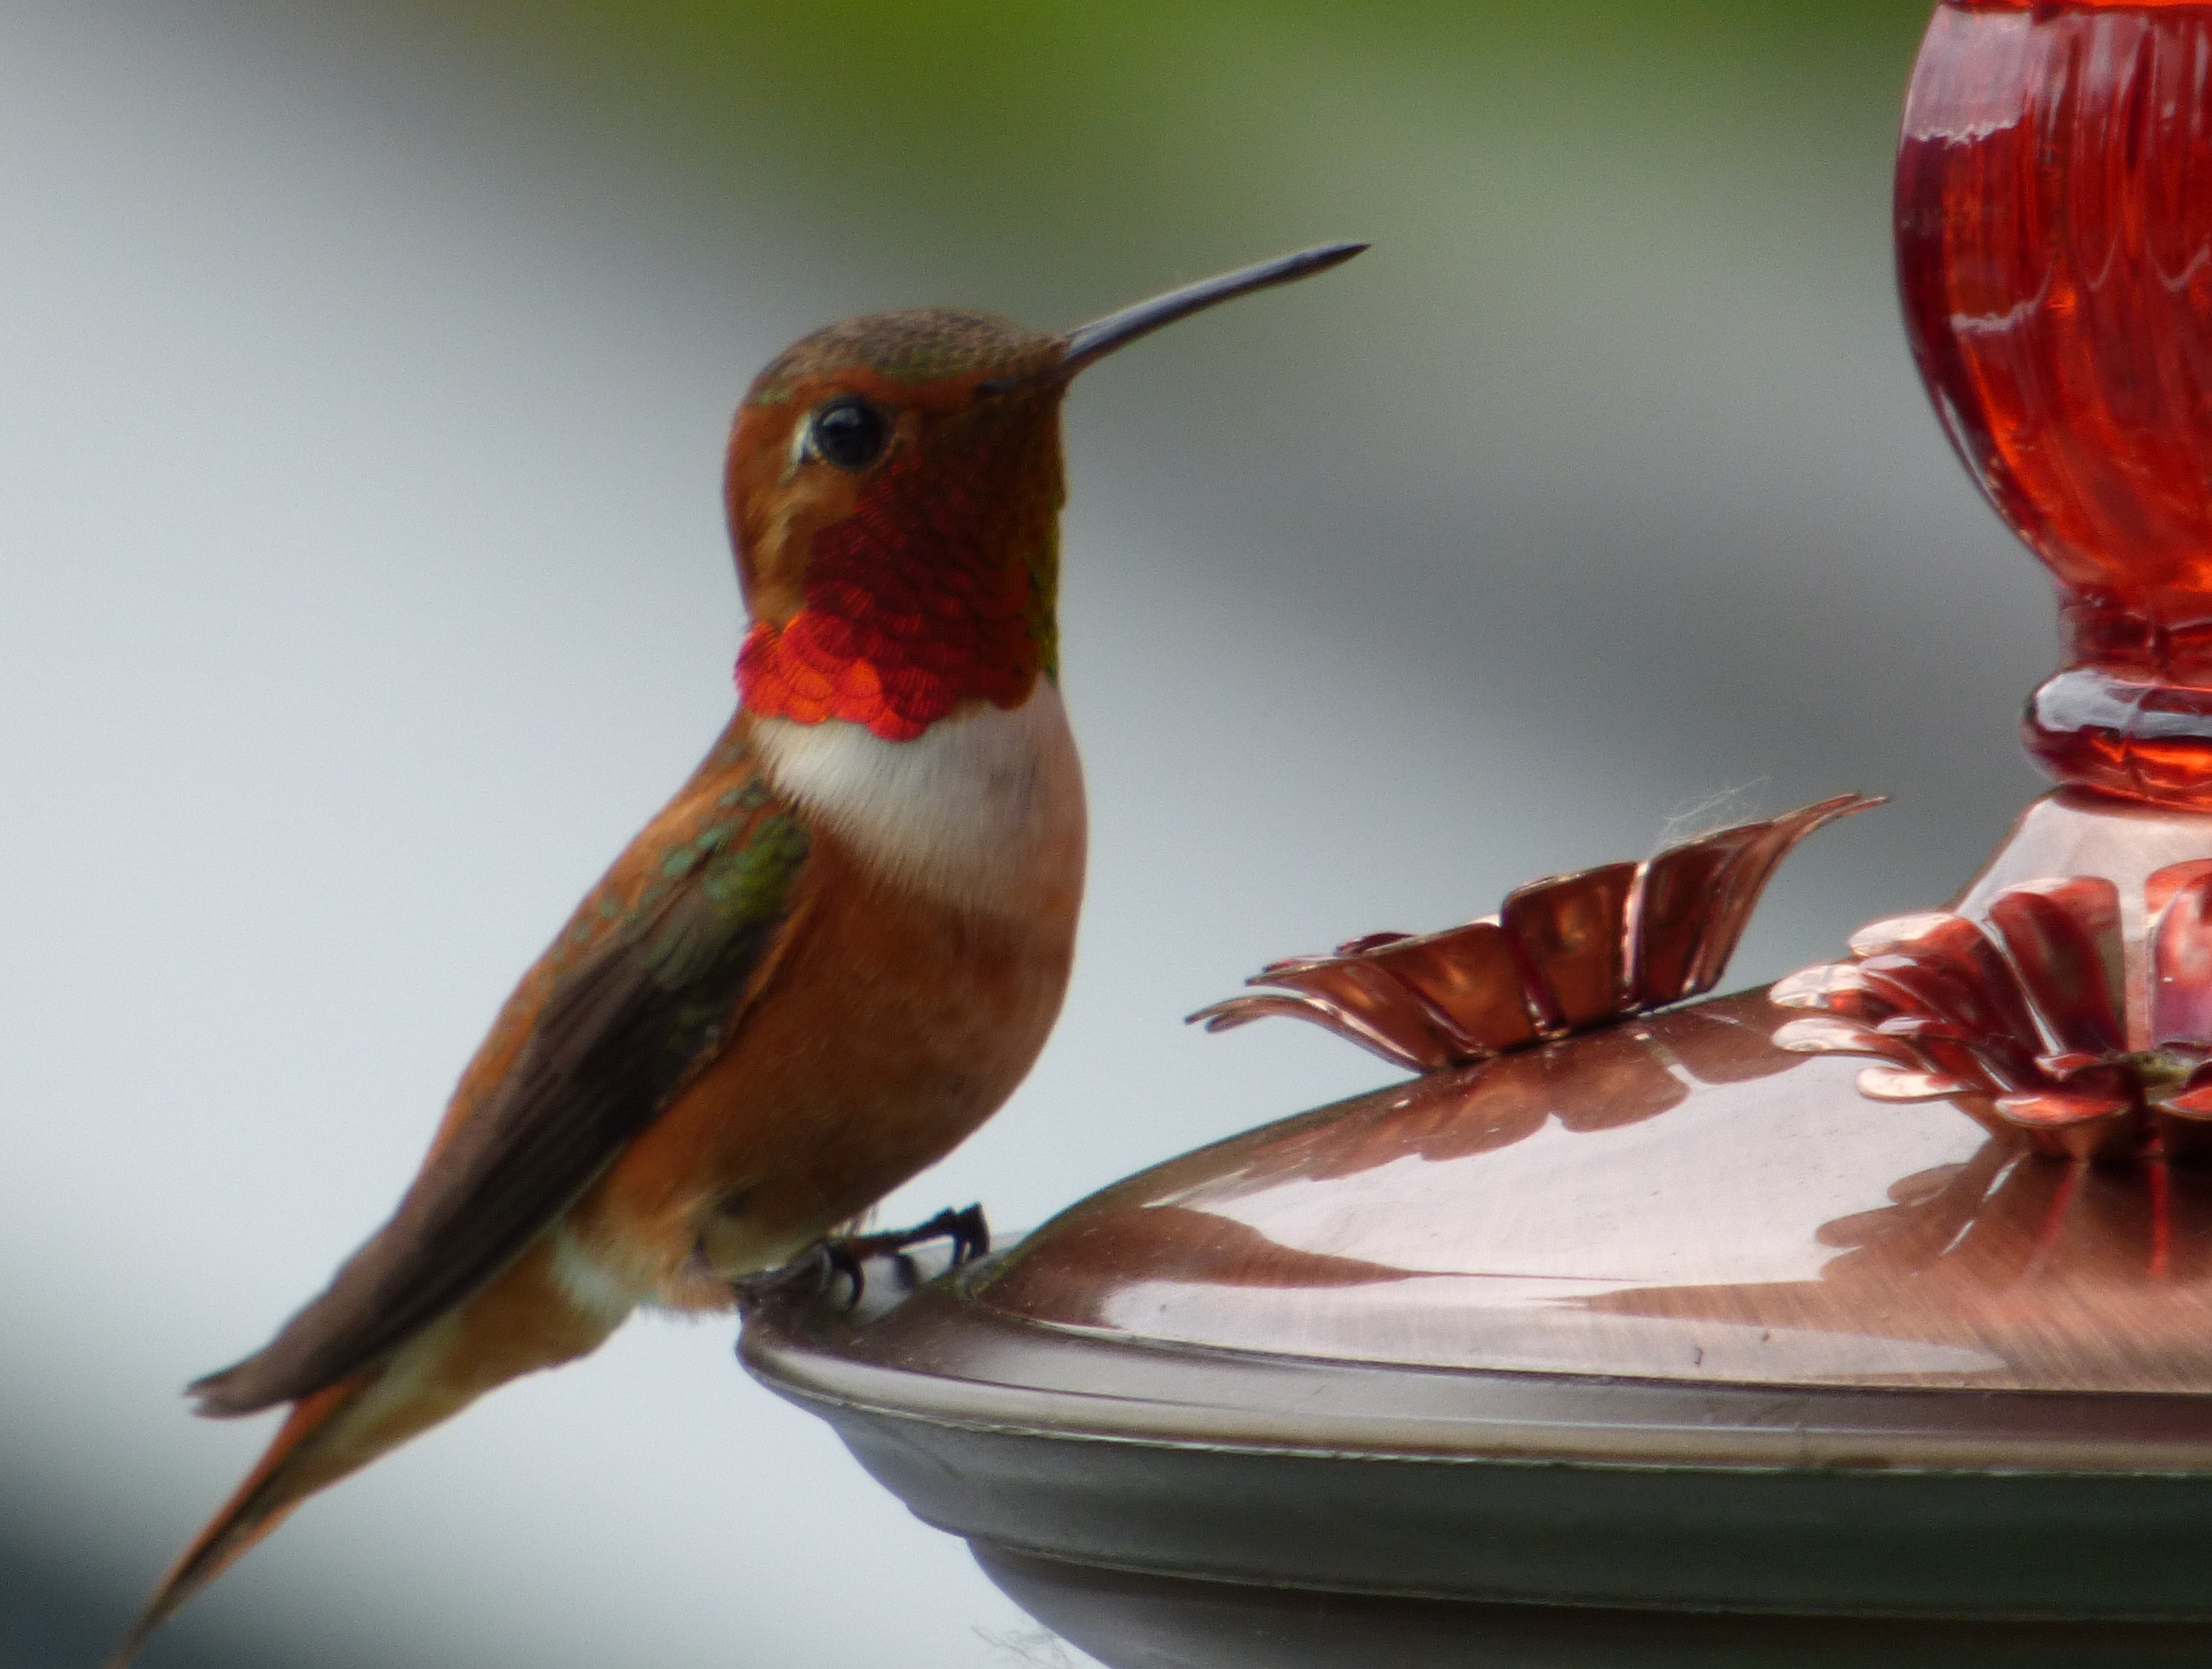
[{"x1": 806, "y1": 397, "x2": 891, "y2": 472}]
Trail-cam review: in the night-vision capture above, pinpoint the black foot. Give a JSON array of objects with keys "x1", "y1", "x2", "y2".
[{"x1": 823, "y1": 1204, "x2": 992, "y2": 1306}]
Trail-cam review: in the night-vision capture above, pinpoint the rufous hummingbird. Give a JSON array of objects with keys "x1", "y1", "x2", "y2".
[{"x1": 110, "y1": 241, "x2": 1364, "y2": 1663}]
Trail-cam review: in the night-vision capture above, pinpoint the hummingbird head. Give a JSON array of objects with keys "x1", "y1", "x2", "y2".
[{"x1": 726, "y1": 244, "x2": 1365, "y2": 741}]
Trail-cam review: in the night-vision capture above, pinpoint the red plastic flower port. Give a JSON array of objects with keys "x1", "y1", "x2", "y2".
[
  {"x1": 1772, "y1": 865, "x2": 2212, "y2": 1165},
  {"x1": 1190, "y1": 793, "x2": 1881, "y2": 1073}
]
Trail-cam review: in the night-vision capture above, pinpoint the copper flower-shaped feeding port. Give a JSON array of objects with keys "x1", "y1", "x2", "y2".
[
  {"x1": 1190, "y1": 793, "x2": 1881, "y2": 1073},
  {"x1": 1772, "y1": 865, "x2": 2212, "y2": 1172}
]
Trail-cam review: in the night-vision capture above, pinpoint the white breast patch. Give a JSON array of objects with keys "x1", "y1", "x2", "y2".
[{"x1": 751, "y1": 683, "x2": 1085, "y2": 918}]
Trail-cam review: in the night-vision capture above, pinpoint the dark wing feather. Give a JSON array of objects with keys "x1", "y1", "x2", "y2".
[{"x1": 191, "y1": 774, "x2": 811, "y2": 1416}]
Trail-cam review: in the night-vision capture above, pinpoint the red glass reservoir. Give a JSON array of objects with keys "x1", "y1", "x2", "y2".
[{"x1": 1898, "y1": 1, "x2": 2212, "y2": 805}]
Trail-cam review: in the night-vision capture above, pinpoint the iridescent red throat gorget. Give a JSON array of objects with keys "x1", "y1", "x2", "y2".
[{"x1": 736, "y1": 448, "x2": 1056, "y2": 741}]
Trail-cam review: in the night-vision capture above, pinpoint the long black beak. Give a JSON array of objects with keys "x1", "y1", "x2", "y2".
[{"x1": 1058, "y1": 242, "x2": 1367, "y2": 375}]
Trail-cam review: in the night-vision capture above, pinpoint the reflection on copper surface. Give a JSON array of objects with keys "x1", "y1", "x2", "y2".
[
  {"x1": 1596, "y1": 1130, "x2": 2212, "y2": 1377},
  {"x1": 986, "y1": 989, "x2": 2212, "y2": 1391},
  {"x1": 1174, "y1": 1008, "x2": 1716, "y2": 1197},
  {"x1": 979, "y1": 1204, "x2": 1425, "y2": 1328},
  {"x1": 1188, "y1": 794, "x2": 1881, "y2": 1071},
  {"x1": 1773, "y1": 865, "x2": 2212, "y2": 1168}
]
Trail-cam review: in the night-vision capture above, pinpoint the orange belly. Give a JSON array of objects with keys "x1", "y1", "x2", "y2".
[{"x1": 566, "y1": 824, "x2": 1078, "y2": 1306}]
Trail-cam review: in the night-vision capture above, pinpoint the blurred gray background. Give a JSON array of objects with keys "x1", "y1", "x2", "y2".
[{"x1": 0, "y1": 1, "x2": 2046, "y2": 1664}]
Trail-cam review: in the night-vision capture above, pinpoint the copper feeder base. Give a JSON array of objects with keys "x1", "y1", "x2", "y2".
[
  {"x1": 743, "y1": 792, "x2": 2212, "y2": 1666},
  {"x1": 743, "y1": 1223, "x2": 2212, "y2": 1668}
]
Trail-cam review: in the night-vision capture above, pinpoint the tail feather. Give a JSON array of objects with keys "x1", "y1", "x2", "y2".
[
  {"x1": 110, "y1": 1238, "x2": 630, "y2": 1665},
  {"x1": 107, "y1": 1378, "x2": 367, "y2": 1668}
]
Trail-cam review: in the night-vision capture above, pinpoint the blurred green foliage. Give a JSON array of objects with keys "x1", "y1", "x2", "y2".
[{"x1": 402, "y1": 1, "x2": 1935, "y2": 290}]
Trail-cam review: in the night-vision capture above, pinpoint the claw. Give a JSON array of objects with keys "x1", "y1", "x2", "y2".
[
  {"x1": 820, "y1": 1204, "x2": 992, "y2": 1306},
  {"x1": 821, "y1": 1238, "x2": 867, "y2": 1307},
  {"x1": 956, "y1": 1202, "x2": 991, "y2": 1262}
]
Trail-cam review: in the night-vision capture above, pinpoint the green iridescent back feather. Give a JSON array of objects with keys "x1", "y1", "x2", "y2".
[{"x1": 191, "y1": 721, "x2": 811, "y2": 1415}]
